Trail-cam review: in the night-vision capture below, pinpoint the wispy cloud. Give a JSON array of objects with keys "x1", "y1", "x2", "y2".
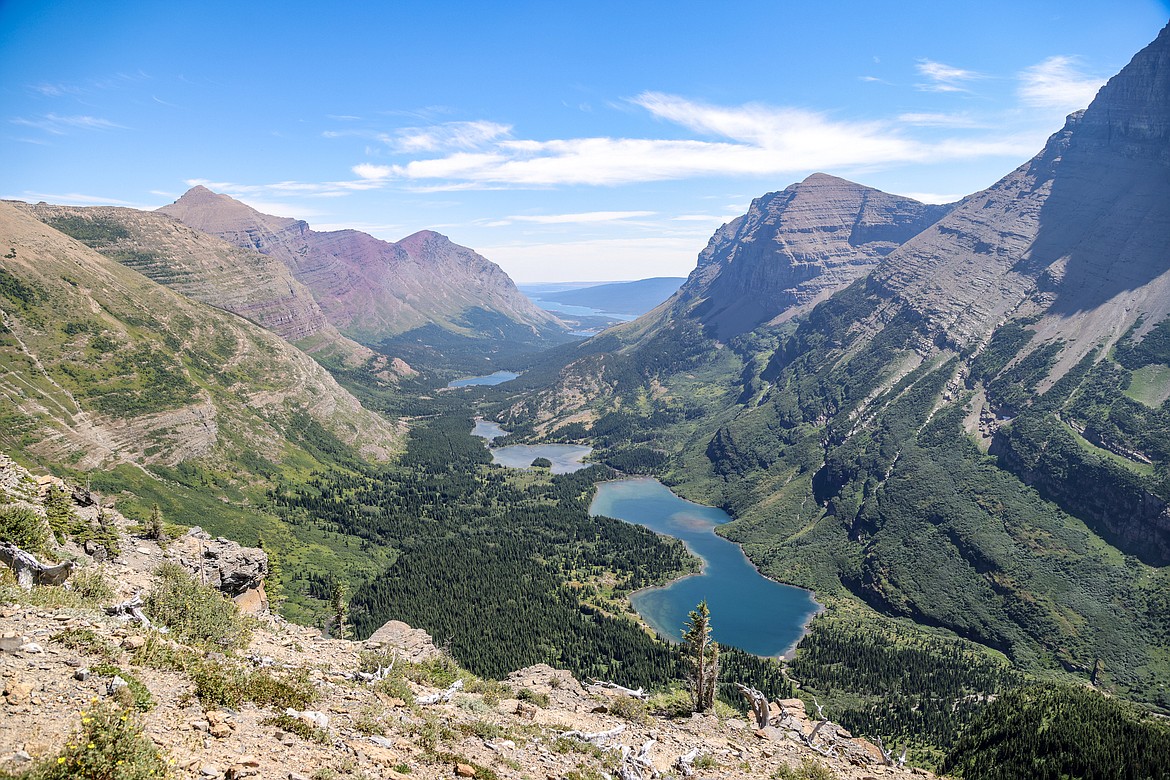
[
  {"x1": 29, "y1": 82, "x2": 81, "y2": 97},
  {"x1": 389, "y1": 120, "x2": 512, "y2": 153},
  {"x1": 897, "y1": 112, "x2": 985, "y2": 128},
  {"x1": 10, "y1": 113, "x2": 125, "y2": 135},
  {"x1": 347, "y1": 92, "x2": 1033, "y2": 189},
  {"x1": 915, "y1": 60, "x2": 984, "y2": 92},
  {"x1": 4, "y1": 191, "x2": 148, "y2": 207},
  {"x1": 484, "y1": 210, "x2": 656, "y2": 227},
  {"x1": 1017, "y1": 56, "x2": 1105, "y2": 110},
  {"x1": 899, "y1": 191, "x2": 966, "y2": 205}
]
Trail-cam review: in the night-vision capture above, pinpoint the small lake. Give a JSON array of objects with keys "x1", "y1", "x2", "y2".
[
  {"x1": 471, "y1": 420, "x2": 593, "y2": 474},
  {"x1": 471, "y1": 418, "x2": 509, "y2": 442},
  {"x1": 491, "y1": 443, "x2": 593, "y2": 474},
  {"x1": 448, "y1": 370, "x2": 520, "y2": 388},
  {"x1": 590, "y1": 478, "x2": 820, "y2": 657}
]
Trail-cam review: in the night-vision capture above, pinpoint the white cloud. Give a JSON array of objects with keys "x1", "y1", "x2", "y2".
[
  {"x1": 10, "y1": 113, "x2": 125, "y2": 135},
  {"x1": 1017, "y1": 56, "x2": 1105, "y2": 111},
  {"x1": 915, "y1": 60, "x2": 984, "y2": 92},
  {"x1": 357, "y1": 93, "x2": 1035, "y2": 189},
  {"x1": 389, "y1": 120, "x2": 511, "y2": 153},
  {"x1": 897, "y1": 112, "x2": 985, "y2": 128},
  {"x1": 492, "y1": 210, "x2": 657, "y2": 226},
  {"x1": 899, "y1": 191, "x2": 966, "y2": 205},
  {"x1": 479, "y1": 236, "x2": 700, "y2": 283},
  {"x1": 4, "y1": 191, "x2": 149, "y2": 207}
]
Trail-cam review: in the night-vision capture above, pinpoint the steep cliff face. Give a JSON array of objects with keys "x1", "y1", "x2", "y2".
[
  {"x1": 503, "y1": 23, "x2": 1170, "y2": 707},
  {"x1": 16, "y1": 202, "x2": 377, "y2": 368},
  {"x1": 0, "y1": 201, "x2": 402, "y2": 473},
  {"x1": 158, "y1": 187, "x2": 568, "y2": 353},
  {"x1": 678, "y1": 174, "x2": 949, "y2": 340},
  {"x1": 873, "y1": 22, "x2": 1170, "y2": 365}
]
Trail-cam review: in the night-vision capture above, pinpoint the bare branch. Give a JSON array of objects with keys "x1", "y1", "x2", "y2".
[
  {"x1": 0, "y1": 543, "x2": 73, "y2": 590},
  {"x1": 589, "y1": 678, "x2": 649, "y2": 699},
  {"x1": 675, "y1": 748, "x2": 701, "y2": 778},
  {"x1": 735, "y1": 683, "x2": 770, "y2": 728},
  {"x1": 560, "y1": 724, "x2": 626, "y2": 747},
  {"x1": 105, "y1": 594, "x2": 152, "y2": 628},
  {"x1": 417, "y1": 678, "x2": 463, "y2": 705}
]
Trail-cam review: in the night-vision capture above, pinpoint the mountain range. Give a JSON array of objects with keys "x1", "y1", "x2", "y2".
[
  {"x1": 499, "y1": 21, "x2": 1170, "y2": 714},
  {"x1": 158, "y1": 186, "x2": 570, "y2": 367},
  {"x1": 2, "y1": 18, "x2": 1170, "y2": 777}
]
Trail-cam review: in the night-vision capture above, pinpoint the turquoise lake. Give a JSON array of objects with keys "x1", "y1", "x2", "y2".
[{"x1": 590, "y1": 478, "x2": 821, "y2": 657}]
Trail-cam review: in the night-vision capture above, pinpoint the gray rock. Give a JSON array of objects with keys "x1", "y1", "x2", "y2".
[{"x1": 170, "y1": 529, "x2": 268, "y2": 596}]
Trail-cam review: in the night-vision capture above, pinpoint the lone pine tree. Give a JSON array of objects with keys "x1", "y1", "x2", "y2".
[{"x1": 683, "y1": 600, "x2": 719, "y2": 712}]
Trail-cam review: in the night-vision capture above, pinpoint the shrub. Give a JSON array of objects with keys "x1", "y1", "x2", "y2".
[
  {"x1": 605, "y1": 695, "x2": 649, "y2": 724},
  {"x1": 25, "y1": 700, "x2": 167, "y2": 779},
  {"x1": 68, "y1": 566, "x2": 114, "y2": 604},
  {"x1": 51, "y1": 628, "x2": 118, "y2": 662},
  {"x1": 189, "y1": 659, "x2": 317, "y2": 710},
  {"x1": 648, "y1": 688, "x2": 693, "y2": 718},
  {"x1": 516, "y1": 688, "x2": 550, "y2": 708},
  {"x1": 144, "y1": 563, "x2": 250, "y2": 649},
  {"x1": 91, "y1": 665, "x2": 153, "y2": 712},
  {"x1": 0, "y1": 504, "x2": 49, "y2": 552},
  {"x1": 260, "y1": 713, "x2": 329, "y2": 744}
]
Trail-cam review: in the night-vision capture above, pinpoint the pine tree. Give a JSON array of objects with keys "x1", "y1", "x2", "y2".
[
  {"x1": 147, "y1": 504, "x2": 166, "y2": 543},
  {"x1": 682, "y1": 600, "x2": 719, "y2": 712},
  {"x1": 329, "y1": 575, "x2": 350, "y2": 640}
]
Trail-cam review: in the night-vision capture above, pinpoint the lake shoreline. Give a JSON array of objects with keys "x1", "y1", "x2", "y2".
[{"x1": 589, "y1": 476, "x2": 822, "y2": 659}]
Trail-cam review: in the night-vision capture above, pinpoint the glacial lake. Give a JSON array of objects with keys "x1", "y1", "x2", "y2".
[
  {"x1": 590, "y1": 478, "x2": 821, "y2": 657},
  {"x1": 448, "y1": 370, "x2": 520, "y2": 388},
  {"x1": 471, "y1": 418, "x2": 509, "y2": 442},
  {"x1": 491, "y1": 443, "x2": 593, "y2": 474},
  {"x1": 471, "y1": 419, "x2": 593, "y2": 474}
]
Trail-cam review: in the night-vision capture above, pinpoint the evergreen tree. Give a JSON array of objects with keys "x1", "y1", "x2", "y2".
[
  {"x1": 682, "y1": 600, "x2": 719, "y2": 712},
  {"x1": 147, "y1": 504, "x2": 166, "y2": 543},
  {"x1": 329, "y1": 575, "x2": 350, "y2": 640}
]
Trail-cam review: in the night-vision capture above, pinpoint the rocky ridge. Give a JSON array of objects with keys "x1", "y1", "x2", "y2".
[
  {"x1": 871, "y1": 22, "x2": 1170, "y2": 374},
  {"x1": 674, "y1": 174, "x2": 949, "y2": 341},
  {"x1": 0, "y1": 454, "x2": 933, "y2": 780},
  {"x1": 158, "y1": 187, "x2": 568, "y2": 350},
  {"x1": 14, "y1": 203, "x2": 383, "y2": 371},
  {"x1": 0, "y1": 201, "x2": 404, "y2": 471}
]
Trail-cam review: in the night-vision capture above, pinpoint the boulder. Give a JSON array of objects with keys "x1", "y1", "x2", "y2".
[
  {"x1": 169, "y1": 527, "x2": 268, "y2": 597},
  {"x1": 366, "y1": 619, "x2": 440, "y2": 662}
]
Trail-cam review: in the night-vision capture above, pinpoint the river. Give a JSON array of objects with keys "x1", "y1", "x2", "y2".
[{"x1": 590, "y1": 477, "x2": 820, "y2": 657}]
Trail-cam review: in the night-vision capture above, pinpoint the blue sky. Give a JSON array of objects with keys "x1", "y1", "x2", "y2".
[{"x1": 2, "y1": 2, "x2": 1167, "y2": 282}]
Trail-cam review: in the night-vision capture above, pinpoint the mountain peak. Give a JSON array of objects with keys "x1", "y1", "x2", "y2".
[{"x1": 799, "y1": 172, "x2": 853, "y2": 187}]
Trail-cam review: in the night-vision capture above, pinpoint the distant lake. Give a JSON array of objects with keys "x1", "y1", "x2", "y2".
[
  {"x1": 448, "y1": 370, "x2": 520, "y2": 388},
  {"x1": 529, "y1": 298, "x2": 637, "y2": 322},
  {"x1": 471, "y1": 418, "x2": 508, "y2": 441},
  {"x1": 470, "y1": 420, "x2": 593, "y2": 474},
  {"x1": 590, "y1": 478, "x2": 821, "y2": 657}
]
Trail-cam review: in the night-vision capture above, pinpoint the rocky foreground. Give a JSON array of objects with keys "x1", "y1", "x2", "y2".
[{"x1": 0, "y1": 454, "x2": 934, "y2": 780}]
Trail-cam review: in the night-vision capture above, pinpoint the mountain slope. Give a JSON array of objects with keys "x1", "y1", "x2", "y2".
[
  {"x1": 0, "y1": 200, "x2": 403, "y2": 473},
  {"x1": 677, "y1": 174, "x2": 950, "y2": 340},
  {"x1": 13, "y1": 202, "x2": 391, "y2": 372},
  {"x1": 158, "y1": 187, "x2": 570, "y2": 366},
  {"x1": 502, "y1": 22, "x2": 1170, "y2": 713}
]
